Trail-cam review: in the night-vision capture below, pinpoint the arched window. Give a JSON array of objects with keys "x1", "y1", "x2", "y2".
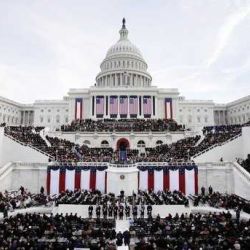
[
  {"x1": 137, "y1": 140, "x2": 145, "y2": 148},
  {"x1": 83, "y1": 140, "x2": 91, "y2": 146},
  {"x1": 156, "y1": 140, "x2": 163, "y2": 146},
  {"x1": 101, "y1": 140, "x2": 109, "y2": 148}
]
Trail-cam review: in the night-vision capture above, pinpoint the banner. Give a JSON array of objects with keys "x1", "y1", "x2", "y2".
[
  {"x1": 138, "y1": 165, "x2": 198, "y2": 195},
  {"x1": 75, "y1": 98, "x2": 83, "y2": 120},
  {"x1": 47, "y1": 165, "x2": 107, "y2": 195}
]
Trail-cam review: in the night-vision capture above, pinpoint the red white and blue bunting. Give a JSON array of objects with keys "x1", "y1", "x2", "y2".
[
  {"x1": 47, "y1": 166, "x2": 107, "y2": 195},
  {"x1": 138, "y1": 165, "x2": 198, "y2": 195},
  {"x1": 47, "y1": 164, "x2": 198, "y2": 195}
]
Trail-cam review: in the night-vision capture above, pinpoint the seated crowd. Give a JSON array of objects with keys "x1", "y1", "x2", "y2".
[
  {"x1": 191, "y1": 186, "x2": 250, "y2": 214},
  {"x1": 1, "y1": 186, "x2": 250, "y2": 248},
  {"x1": 237, "y1": 155, "x2": 250, "y2": 174},
  {"x1": 4, "y1": 126, "x2": 48, "y2": 153},
  {"x1": 2, "y1": 186, "x2": 250, "y2": 215},
  {"x1": 4, "y1": 123, "x2": 247, "y2": 164},
  {"x1": 0, "y1": 186, "x2": 49, "y2": 213},
  {"x1": 0, "y1": 213, "x2": 118, "y2": 249},
  {"x1": 1, "y1": 211, "x2": 249, "y2": 249},
  {"x1": 129, "y1": 212, "x2": 250, "y2": 249},
  {"x1": 189, "y1": 124, "x2": 243, "y2": 156},
  {"x1": 61, "y1": 118, "x2": 182, "y2": 132}
]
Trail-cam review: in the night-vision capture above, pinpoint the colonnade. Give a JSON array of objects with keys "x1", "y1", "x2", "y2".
[
  {"x1": 97, "y1": 73, "x2": 151, "y2": 88},
  {"x1": 92, "y1": 95, "x2": 156, "y2": 118}
]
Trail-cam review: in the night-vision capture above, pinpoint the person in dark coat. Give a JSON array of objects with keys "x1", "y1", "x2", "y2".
[
  {"x1": 116, "y1": 231, "x2": 123, "y2": 246},
  {"x1": 208, "y1": 185, "x2": 213, "y2": 195},
  {"x1": 140, "y1": 205, "x2": 145, "y2": 218},
  {"x1": 125, "y1": 205, "x2": 130, "y2": 218},
  {"x1": 201, "y1": 186, "x2": 205, "y2": 196},
  {"x1": 88, "y1": 205, "x2": 93, "y2": 218},
  {"x1": 103, "y1": 205, "x2": 108, "y2": 219},
  {"x1": 123, "y1": 230, "x2": 131, "y2": 246},
  {"x1": 40, "y1": 186, "x2": 45, "y2": 195},
  {"x1": 20, "y1": 186, "x2": 25, "y2": 195},
  {"x1": 114, "y1": 205, "x2": 118, "y2": 219},
  {"x1": 132, "y1": 205, "x2": 138, "y2": 219},
  {"x1": 147, "y1": 205, "x2": 152, "y2": 217},
  {"x1": 108, "y1": 205, "x2": 113, "y2": 217},
  {"x1": 96, "y1": 205, "x2": 101, "y2": 218},
  {"x1": 119, "y1": 205, "x2": 124, "y2": 220},
  {"x1": 3, "y1": 205, "x2": 8, "y2": 218}
]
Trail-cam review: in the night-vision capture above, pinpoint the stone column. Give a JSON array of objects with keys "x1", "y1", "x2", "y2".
[
  {"x1": 115, "y1": 74, "x2": 118, "y2": 87},
  {"x1": 24, "y1": 111, "x2": 26, "y2": 126}
]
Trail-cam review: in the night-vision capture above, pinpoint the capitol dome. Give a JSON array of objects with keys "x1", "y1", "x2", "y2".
[
  {"x1": 105, "y1": 33, "x2": 144, "y2": 61},
  {"x1": 96, "y1": 18, "x2": 152, "y2": 88}
]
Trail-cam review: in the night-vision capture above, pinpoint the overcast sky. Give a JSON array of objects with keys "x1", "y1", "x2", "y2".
[{"x1": 0, "y1": 0, "x2": 249, "y2": 104}]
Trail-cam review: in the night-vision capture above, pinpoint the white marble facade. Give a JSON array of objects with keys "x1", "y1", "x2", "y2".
[{"x1": 0, "y1": 20, "x2": 249, "y2": 130}]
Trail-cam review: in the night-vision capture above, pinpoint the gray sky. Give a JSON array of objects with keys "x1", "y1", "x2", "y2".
[{"x1": 0, "y1": 0, "x2": 249, "y2": 104}]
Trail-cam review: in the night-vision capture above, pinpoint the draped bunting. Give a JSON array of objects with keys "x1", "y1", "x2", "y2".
[
  {"x1": 65, "y1": 169, "x2": 75, "y2": 191},
  {"x1": 47, "y1": 166, "x2": 107, "y2": 195},
  {"x1": 47, "y1": 164, "x2": 198, "y2": 195},
  {"x1": 154, "y1": 170, "x2": 163, "y2": 192},
  {"x1": 138, "y1": 165, "x2": 198, "y2": 195},
  {"x1": 81, "y1": 169, "x2": 90, "y2": 190},
  {"x1": 50, "y1": 169, "x2": 60, "y2": 195}
]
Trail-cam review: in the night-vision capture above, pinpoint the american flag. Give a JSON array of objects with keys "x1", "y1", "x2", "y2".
[
  {"x1": 129, "y1": 96, "x2": 138, "y2": 115},
  {"x1": 165, "y1": 98, "x2": 172, "y2": 119},
  {"x1": 75, "y1": 99, "x2": 82, "y2": 120},
  {"x1": 143, "y1": 96, "x2": 152, "y2": 115},
  {"x1": 110, "y1": 96, "x2": 118, "y2": 115},
  {"x1": 96, "y1": 96, "x2": 104, "y2": 115},
  {"x1": 119, "y1": 96, "x2": 128, "y2": 115}
]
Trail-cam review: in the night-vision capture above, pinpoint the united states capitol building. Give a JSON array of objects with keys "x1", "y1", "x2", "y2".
[
  {"x1": 1, "y1": 19, "x2": 250, "y2": 131},
  {"x1": 1, "y1": 18, "x2": 250, "y2": 249}
]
